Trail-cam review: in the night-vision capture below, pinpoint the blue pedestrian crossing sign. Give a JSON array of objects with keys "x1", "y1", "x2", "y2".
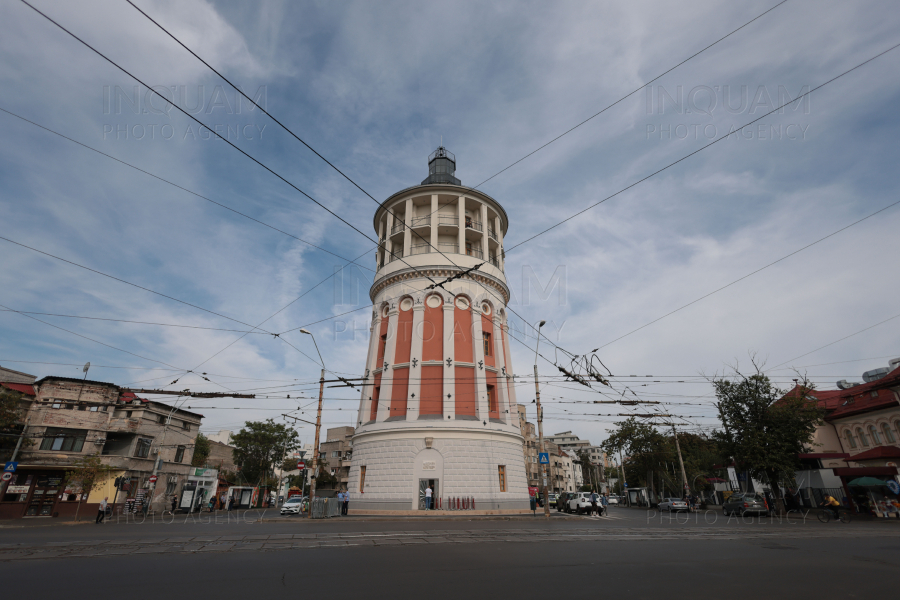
[
  {"x1": 4, "y1": 462, "x2": 17, "y2": 473},
  {"x1": 538, "y1": 453, "x2": 549, "y2": 465}
]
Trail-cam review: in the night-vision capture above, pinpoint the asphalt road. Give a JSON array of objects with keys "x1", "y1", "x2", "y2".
[{"x1": 2, "y1": 507, "x2": 898, "y2": 597}]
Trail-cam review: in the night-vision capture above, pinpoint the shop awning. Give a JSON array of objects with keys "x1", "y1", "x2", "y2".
[
  {"x1": 848, "y1": 477, "x2": 891, "y2": 487},
  {"x1": 843, "y1": 445, "x2": 900, "y2": 461},
  {"x1": 833, "y1": 466, "x2": 898, "y2": 477}
]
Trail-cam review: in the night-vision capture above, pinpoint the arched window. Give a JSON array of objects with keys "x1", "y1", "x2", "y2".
[
  {"x1": 844, "y1": 430, "x2": 857, "y2": 449},
  {"x1": 856, "y1": 427, "x2": 870, "y2": 447},
  {"x1": 868, "y1": 425, "x2": 882, "y2": 445},
  {"x1": 881, "y1": 423, "x2": 895, "y2": 444}
]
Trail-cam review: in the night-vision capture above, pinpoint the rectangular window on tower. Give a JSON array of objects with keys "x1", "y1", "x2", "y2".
[
  {"x1": 483, "y1": 332, "x2": 492, "y2": 356},
  {"x1": 498, "y1": 465, "x2": 507, "y2": 492},
  {"x1": 359, "y1": 466, "x2": 366, "y2": 492},
  {"x1": 487, "y1": 385, "x2": 497, "y2": 413}
]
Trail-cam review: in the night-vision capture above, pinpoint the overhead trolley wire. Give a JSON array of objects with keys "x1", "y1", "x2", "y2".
[{"x1": 0, "y1": 107, "x2": 374, "y2": 274}]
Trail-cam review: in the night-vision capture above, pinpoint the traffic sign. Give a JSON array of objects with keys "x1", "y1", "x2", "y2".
[
  {"x1": 148, "y1": 475, "x2": 158, "y2": 483},
  {"x1": 3, "y1": 462, "x2": 17, "y2": 473},
  {"x1": 297, "y1": 461, "x2": 306, "y2": 470},
  {"x1": 1, "y1": 472, "x2": 12, "y2": 482},
  {"x1": 538, "y1": 453, "x2": 549, "y2": 465}
]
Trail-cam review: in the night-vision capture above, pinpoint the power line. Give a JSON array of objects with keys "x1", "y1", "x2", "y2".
[
  {"x1": 0, "y1": 308, "x2": 268, "y2": 334},
  {"x1": 502, "y1": 40, "x2": 900, "y2": 256},
  {"x1": 114, "y1": 0, "x2": 570, "y2": 360},
  {"x1": 768, "y1": 312, "x2": 900, "y2": 371},
  {"x1": 471, "y1": 0, "x2": 791, "y2": 189},
  {"x1": 0, "y1": 107, "x2": 374, "y2": 273},
  {"x1": 595, "y1": 198, "x2": 900, "y2": 350},
  {"x1": 0, "y1": 236, "x2": 275, "y2": 334}
]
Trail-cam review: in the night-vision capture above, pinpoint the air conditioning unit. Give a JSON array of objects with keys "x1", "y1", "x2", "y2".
[{"x1": 94, "y1": 438, "x2": 106, "y2": 444}]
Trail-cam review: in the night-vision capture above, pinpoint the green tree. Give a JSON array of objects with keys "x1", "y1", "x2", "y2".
[
  {"x1": 601, "y1": 417, "x2": 666, "y2": 489},
  {"x1": 191, "y1": 432, "x2": 211, "y2": 467},
  {"x1": 711, "y1": 365, "x2": 823, "y2": 514},
  {"x1": 231, "y1": 420, "x2": 299, "y2": 484},
  {"x1": 315, "y1": 456, "x2": 337, "y2": 488},
  {"x1": 0, "y1": 387, "x2": 30, "y2": 461},
  {"x1": 64, "y1": 454, "x2": 112, "y2": 522}
]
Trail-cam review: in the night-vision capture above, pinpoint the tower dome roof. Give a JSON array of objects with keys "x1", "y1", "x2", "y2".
[{"x1": 421, "y1": 146, "x2": 460, "y2": 185}]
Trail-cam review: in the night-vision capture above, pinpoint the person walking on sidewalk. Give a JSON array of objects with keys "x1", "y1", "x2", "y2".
[
  {"x1": 425, "y1": 484, "x2": 433, "y2": 510},
  {"x1": 96, "y1": 497, "x2": 108, "y2": 524},
  {"x1": 341, "y1": 489, "x2": 349, "y2": 515},
  {"x1": 600, "y1": 493, "x2": 609, "y2": 516}
]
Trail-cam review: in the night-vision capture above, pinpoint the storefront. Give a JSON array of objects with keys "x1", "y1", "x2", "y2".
[
  {"x1": 1, "y1": 469, "x2": 80, "y2": 519},
  {"x1": 226, "y1": 486, "x2": 258, "y2": 509},
  {"x1": 833, "y1": 466, "x2": 899, "y2": 517}
]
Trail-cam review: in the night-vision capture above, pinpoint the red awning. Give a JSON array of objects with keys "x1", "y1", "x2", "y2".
[
  {"x1": 800, "y1": 452, "x2": 850, "y2": 459},
  {"x1": 842, "y1": 446, "x2": 900, "y2": 461},
  {"x1": 1, "y1": 382, "x2": 36, "y2": 396},
  {"x1": 833, "y1": 466, "x2": 899, "y2": 477}
]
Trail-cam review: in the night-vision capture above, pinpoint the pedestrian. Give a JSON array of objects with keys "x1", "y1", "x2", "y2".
[
  {"x1": 170, "y1": 494, "x2": 178, "y2": 514},
  {"x1": 227, "y1": 494, "x2": 234, "y2": 511},
  {"x1": 96, "y1": 496, "x2": 108, "y2": 524},
  {"x1": 589, "y1": 490, "x2": 599, "y2": 515},
  {"x1": 600, "y1": 493, "x2": 609, "y2": 516},
  {"x1": 208, "y1": 495, "x2": 216, "y2": 512},
  {"x1": 425, "y1": 484, "x2": 433, "y2": 510},
  {"x1": 342, "y1": 489, "x2": 349, "y2": 515},
  {"x1": 220, "y1": 491, "x2": 226, "y2": 510}
]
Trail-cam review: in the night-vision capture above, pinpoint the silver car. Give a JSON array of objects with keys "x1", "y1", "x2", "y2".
[
  {"x1": 658, "y1": 497, "x2": 689, "y2": 512},
  {"x1": 723, "y1": 493, "x2": 768, "y2": 517}
]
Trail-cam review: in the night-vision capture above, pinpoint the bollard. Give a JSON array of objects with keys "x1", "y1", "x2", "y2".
[{"x1": 472, "y1": 497, "x2": 475, "y2": 510}]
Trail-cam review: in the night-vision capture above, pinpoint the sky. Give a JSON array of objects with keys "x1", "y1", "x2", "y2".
[{"x1": 1, "y1": 0, "x2": 899, "y2": 447}]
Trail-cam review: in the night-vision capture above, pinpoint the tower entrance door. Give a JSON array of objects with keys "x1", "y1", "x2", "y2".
[{"x1": 418, "y1": 479, "x2": 439, "y2": 510}]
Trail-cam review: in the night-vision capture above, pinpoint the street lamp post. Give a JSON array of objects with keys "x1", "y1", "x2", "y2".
[
  {"x1": 533, "y1": 320, "x2": 550, "y2": 518},
  {"x1": 300, "y1": 329, "x2": 326, "y2": 517}
]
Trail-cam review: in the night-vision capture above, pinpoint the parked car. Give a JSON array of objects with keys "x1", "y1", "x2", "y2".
[
  {"x1": 606, "y1": 495, "x2": 619, "y2": 505},
  {"x1": 556, "y1": 492, "x2": 572, "y2": 512},
  {"x1": 548, "y1": 493, "x2": 558, "y2": 508},
  {"x1": 280, "y1": 495, "x2": 307, "y2": 515},
  {"x1": 723, "y1": 493, "x2": 768, "y2": 516},
  {"x1": 658, "y1": 497, "x2": 689, "y2": 512},
  {"x1": 565, "y1": 492, "x2": 595, "y2": 514}
]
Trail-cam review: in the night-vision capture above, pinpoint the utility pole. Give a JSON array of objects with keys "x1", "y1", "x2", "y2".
[
  {"x1": 671, "y1": 424, "x2": 690, "y2": 497},
  {"x1": 308, "y1": 368, "x2": 325, "y2": 516},
  {"x1": 618, "y1": 449, "x2": 627, "y2": 506},
  {"x1": 533, "y1": 320, "x2": 550, "y2": 517}
]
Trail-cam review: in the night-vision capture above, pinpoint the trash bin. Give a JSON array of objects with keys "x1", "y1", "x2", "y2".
[{"x1": 530, "y1": 497, "x2": 537, "y2": 512}]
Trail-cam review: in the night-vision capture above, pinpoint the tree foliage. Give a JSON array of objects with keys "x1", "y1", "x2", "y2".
[
  {"x1": 231, "y1": 420, "x2": 299, "y2": 484},
  {"x1": 711, "y1": 363, "x2": 823, "y2": 513},
  {"x1": 600, "y1": 417, "x2": 723, "y2": 496},
  {"x1": 0, "y1": 387, "x2": 30, "y2": 461},
  {"x1": 64, "y1": 454, "x2": 112, "y2": 521},
  {"x1": 191, "y1": 432, "x2": 211, "y2": 467}
]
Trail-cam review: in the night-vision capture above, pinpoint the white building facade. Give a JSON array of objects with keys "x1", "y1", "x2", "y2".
[{"x1": 347, "y1": 148, "x2": 529, "y2": 512}]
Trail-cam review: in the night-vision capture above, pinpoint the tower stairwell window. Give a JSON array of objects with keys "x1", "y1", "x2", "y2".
[{"x1": 483, "y1": 331, "x2": 492, "y2": 356}]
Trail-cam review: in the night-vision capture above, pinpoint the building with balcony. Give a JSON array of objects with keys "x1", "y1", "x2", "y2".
[
  {"x1": 348, "y1": 147, "x2": 528, "y2": 512},
  {"x1": 0, "y1": 375, "x2": 203, "y2": 519}
]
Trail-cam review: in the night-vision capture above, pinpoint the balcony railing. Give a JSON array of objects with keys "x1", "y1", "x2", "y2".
[
  {"x1": 411, "y1": 216, "x2": 431, "y2": 228},
  {"x1": 438, "y1": 216, "x2": 459, "y2": 227},
  {"x1": 466, "y1": 248, "x2": 483, "y2": 259},
  {"x1": 438, "y1": 242, "x2": 458, "y2": 253},
  {"x1": 387, "y1": 249, "x2": 404, "y2": 263},
  {"x1": 410, "y1": 244, "x2": 430, "y2": 255},
  {"x1": 489, "y1": 254, "x2": 499, "y2": 268},
  {"x1": 390, "y1": 223, "x2": 405, "y2": 235},
  {"x1": 465, "y1": 219, "x2": 483, "y2": 232},
  {"x1": 488, "y1": 227, "x2": 498, "y2": 241}
]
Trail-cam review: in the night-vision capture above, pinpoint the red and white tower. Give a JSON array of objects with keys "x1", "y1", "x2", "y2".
[{"x1": 348, "y1": 147, "x2": 529, "y2": 512}]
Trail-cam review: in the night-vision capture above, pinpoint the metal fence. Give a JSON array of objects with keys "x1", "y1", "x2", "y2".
[{"x1": 309, "y1": 497, "x2": 343, "y2": 519}]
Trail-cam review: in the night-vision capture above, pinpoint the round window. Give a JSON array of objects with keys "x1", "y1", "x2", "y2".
[
  {"x1": 381, "y1": 305, "x2": 389, "y2": 318},
  {"x1": 426, "y1": 294, "x2": 442, "y2": 308},
  {"x1": 455, "y1": 296, "x2": 470, "y2": 310},
  {"x1": 481, "y1": 303, "x2": 491, "y2": 316},
  {"x1": 400, "y1": 298, "x2": 413, "y2": 312}
]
